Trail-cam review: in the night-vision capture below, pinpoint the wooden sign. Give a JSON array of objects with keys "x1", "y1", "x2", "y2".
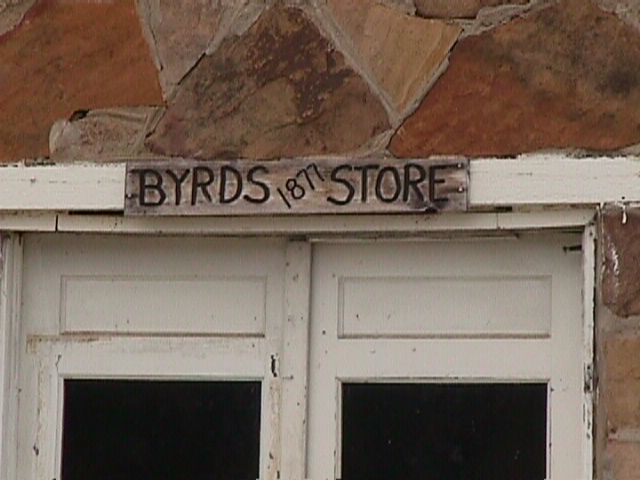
[{"x1": 125, "y1": 158, "x2": 469, "y2": 216}]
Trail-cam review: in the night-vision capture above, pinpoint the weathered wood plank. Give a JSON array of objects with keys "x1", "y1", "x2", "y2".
[{"x1": 125, "y1": 158, "x2": 469, "y2": 215}]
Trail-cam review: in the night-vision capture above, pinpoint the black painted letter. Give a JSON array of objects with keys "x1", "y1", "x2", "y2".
[
  {"x1": 219, "y1": 165, "x2": 243, "y2": 204},
  {"x1": 429, "y1": 165, "x2": 451, "y2": 204},
  {"x1": 191, "y1": 167, "x2": 214, "y2": 205},
  {"x1": 165, "y1": 169, "x2": 190, "y2": 206},
  {"x1": 403, "y1": 163, "x2": 426, "y2": 203},
  {"x1": 375, "y1": 166, "x2": 401, "y2": 203},
  {"x1": 244, "y1": 166, "x2": 270, "y2": 204},
  {"x1": 136, "y1": 169, "x2": 166, "y2": 207},
  {"x1": 353, "y1": 164, "x2": 380, "y2": 202},
  {"x1": 327, "y1": 165, "x2": 355, "y2": 206}
]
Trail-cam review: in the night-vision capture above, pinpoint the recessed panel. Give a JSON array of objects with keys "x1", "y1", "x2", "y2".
[
  {"x1": 61, "y1": 275, "x2": 267, "y2": 335},
  {"x1": 339, "y1": 276, "x2": 551, "y2": 338}
]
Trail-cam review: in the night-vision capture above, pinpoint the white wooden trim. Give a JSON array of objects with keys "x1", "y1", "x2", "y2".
[
  {"x1": 582, "y1": 223, "x2": 596, "y2": 480},
  {"x1": 0, "y1": 214, "x2": 56, "y2": 232},
  {"x1": 0, "y1": 164, "x2": 124, "y2": 211},
  {"x1": 49, "y1": 210, "x2": 593, "y2": 235},
  {"x1": 471, "y1": 156, "x2": 640, "y2": 206},
  {"x1": 0, "y1": 235, "x2": 22, "y2": 480},
  {"x1": 0, "y1": 210, "x2": 595, "y2": 234},
  {"x1": 280, "y1": 242, "x2": 312, "y2": 480},
  {"x1": 0, "y1": 156, "x2": 636, "y2": 212}
]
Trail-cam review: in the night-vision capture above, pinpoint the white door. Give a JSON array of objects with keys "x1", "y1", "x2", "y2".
[
  {"x1": 11, "y1": 233, "x2": 586, "y2": 480},
  {"x1": 16, "y1": 234, "x2": 288, "y2": 480},
  {"x1": 306, "y1": 235, "x2": 584, "y2": 480}
]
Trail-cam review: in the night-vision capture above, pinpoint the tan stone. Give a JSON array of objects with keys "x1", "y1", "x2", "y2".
[
  {"x1": 146, "y1": 6, "x2": 390, "y2": 160},
  {"x1": 0, "y1": 0, "x2": 35, "y2": 35},
  {"x1": 605, "y1": 333, "x2": 640, "y2": 381},
  {"x1": 137, "y1": 0, "x2": 228, "y2": 95},
  {"x1": 390, "y1": 0, "x2": 640, "y2": 157},
  {"x1": 602, "y1": 206, "x2": 640, "y2": 317},
  {"x1": 0, "y1": 0, "x2": 163, "y2": 162},
  {"x1": 607, "y1": 442, "x2": 640, "y2": 480},
  {"x1": 49, "y1": 107, "x2": 158, "y2": 161},
  {"x1": 328, "y1": 0, "x2": 460, "y2": 113},
  {"x1": 606, "y1": 379, "x2": 640, "y2": 429},
  {"x1": 415, "y1": 0, "x2": 527, "y2": 19}
]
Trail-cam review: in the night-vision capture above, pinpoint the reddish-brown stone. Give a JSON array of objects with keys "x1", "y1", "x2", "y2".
[
  {"x1": 415, "y1": 0, "x2": 527, "y2": 19},
  {"x1": 146, "y1": 6, "x2": 390, "y2": 160},
  {"x1": 390, "y1": 0, "x2": 640, "y2": 157},
  {"x1": 0, "y1": 0, "x2": 163, "y2": 161},
  {"x1": 602, "y1": 206, "x2": 640, "y2": 317}
]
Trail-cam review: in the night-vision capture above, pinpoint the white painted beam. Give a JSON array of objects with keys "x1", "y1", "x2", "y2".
[
  {"x1": 0, "y1": 156, "x2": 636, "y2": 212},
  {"x1": 470, "y1": 155, "x2": 640, "y2": 206},
  {"x1": 0, "y1": 164, "x2": 124, "y2": 211}
]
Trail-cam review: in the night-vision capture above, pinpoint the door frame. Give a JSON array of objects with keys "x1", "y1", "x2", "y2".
[{"x1": 0, "y1": 210, "x2": 596, "y2": 480}]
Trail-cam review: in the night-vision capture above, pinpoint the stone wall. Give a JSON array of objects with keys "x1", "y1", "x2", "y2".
[
  {"x1": 3, "y1": 1, "x2": 640, "y2": 478},
  {"x1": 2, "y1": 0, "x2": 640, "y2": 163},
  {"x1": 599, "y1": 206, "x2": 640, "y2": 480}
]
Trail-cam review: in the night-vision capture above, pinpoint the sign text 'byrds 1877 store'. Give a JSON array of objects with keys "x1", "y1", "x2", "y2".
[{"x1": 125, "y1": 158, "x2": 469, "y2": 216}]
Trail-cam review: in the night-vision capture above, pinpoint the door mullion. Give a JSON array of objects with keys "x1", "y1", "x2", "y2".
[{"x1": 279, "y1": 241, "x2": 312, "y2": 480}]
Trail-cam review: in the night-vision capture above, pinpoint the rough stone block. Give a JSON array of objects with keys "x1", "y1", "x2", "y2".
[
  {"x1": 390, "y1": 0, "x2": 640, "y2": 157},
  {"x1": 137, "y1": 0, "x2": 227, "y2": 96},
  {"x1": 605, "y1": 333, "x2": 640, "y2": 381},
  {"x1": 146, "y1": 6, "x2": 390, "y2": 160},
  {"x1": 606, "y1": 379, "x2": 640, "y2": 430},
  {"x1": 415, "y1": 0, "x2": 527, "y2": 19},
  {"x1": 327, "y1": 0, "x2": 460, "y2": 113},
  {"x1": 607, "y1": 441, "x2": 640, "y2": 480},
  {"x1": 49, "y1": 108, "x2": 158, "y2": 161},
  {"x1": 597, "y1": 0, "x2": 640, "y2": 31},
  {"x1": 602, "y1": 206, "x2": 640, "y2": 317},
  {"x1": 0, "y1": 0, "x2": 35, "y2": 35},
  {"x1": 0, "y1": 0, "x2": 163, "y2": 162}
]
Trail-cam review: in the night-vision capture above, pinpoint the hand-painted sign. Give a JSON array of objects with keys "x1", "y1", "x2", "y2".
[{"x1": 125, "y1": 158, "x2": 468, "y2": 216}]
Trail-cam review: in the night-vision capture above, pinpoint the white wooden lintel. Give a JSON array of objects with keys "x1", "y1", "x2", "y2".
[{"x1": 0, "y1": 155, "x2": 636, "y2": 213}]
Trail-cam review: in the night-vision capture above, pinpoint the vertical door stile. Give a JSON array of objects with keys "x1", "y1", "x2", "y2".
[
  {"x1": 0, "y1": 234, "x2": 22, "y2": 480},
  {"x1": 582, "y1": 223, "x2": 596, "y2": 480},
  {"x1": 280, "y1": 241, "x2": 312, "y2": 480}
]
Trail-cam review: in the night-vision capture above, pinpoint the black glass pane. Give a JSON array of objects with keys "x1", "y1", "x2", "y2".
[
  {"x1": 341, "y1": 383, "x2": 547, "y2": 480},
  {"x1": 62, "y1": 379, "x2": 261, "y2": 480}
]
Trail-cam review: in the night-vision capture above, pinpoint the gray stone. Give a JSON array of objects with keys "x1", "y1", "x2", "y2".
[
  {"x1": 0, "y1": 0, "x2": 35, "y2": 36},
  {"x1": 136, "y1": 0, "x2": 232, "y2": 96}
]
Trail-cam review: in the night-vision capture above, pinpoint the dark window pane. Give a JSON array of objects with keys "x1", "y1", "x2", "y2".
[
  {"x1": 341, "y1": 383, "x2": 547, "y2": 480},
  {"x1": 62, "y1": 379, "x2": 261, "y2": 480}
]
